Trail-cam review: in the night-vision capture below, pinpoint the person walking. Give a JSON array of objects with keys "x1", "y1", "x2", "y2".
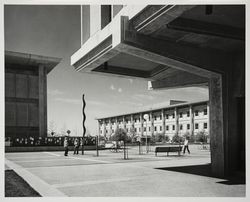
[
  {"x1": 80, "y1": 138, "x2": 84, "y2": 155},
  {"x1": 74, "y1": 138, "x2": 79, "y2": 154},
  {"x1": 64, "y1": 137, "x2": 69, "y2": 156},
  {"x1": 183, "y1": 137, "x2": 190, "y2": 154}
]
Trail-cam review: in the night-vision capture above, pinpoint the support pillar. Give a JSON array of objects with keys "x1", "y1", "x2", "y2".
[
  {"x1": 109, "y1": 118, "x2": 112, "y2": 138},
  {"x1": 161, "y1": 109, "x2": 166, "y2": 135},
  {"x1": 150, "y1": 111, "x2": 154, "y2": 136},
  {"x1": 103, "y1": 120, "x2": 106, "y2": 139},
  {"x1": 175, "y1": 108, "x2": 179, "y2": 135},
  {"x1": 140, "y1": 113, "x2": 143, "y2": 137},
  {"x1": 38, "y1": 64, "x2": 47, "y2": 137},
  {"x1": 190, "y1": 105, "x2": 194, "y2": 136},
  {"x1": 209, "y1": 76, "x2": 225, "y2": 177}
]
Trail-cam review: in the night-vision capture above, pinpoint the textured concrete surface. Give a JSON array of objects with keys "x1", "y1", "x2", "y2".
[{"x1": 5, "y1": 145, "x2": 245, "y2": 197}]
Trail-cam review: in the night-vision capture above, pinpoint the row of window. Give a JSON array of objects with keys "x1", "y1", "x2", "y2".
[
  {"x1": 104, "y1": 109, "x2": 208, "y2": 124},
  {"x1": 101, "y1": 122, "x2": 208, "y2": 133}
]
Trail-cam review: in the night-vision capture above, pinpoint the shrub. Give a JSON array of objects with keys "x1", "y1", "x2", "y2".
[
  {"x1": 195, "y1": 130, "x2": 208, "y2": 143},
  {"x1": 172, "y1": 133, "x2": 184, "y2": 143}
]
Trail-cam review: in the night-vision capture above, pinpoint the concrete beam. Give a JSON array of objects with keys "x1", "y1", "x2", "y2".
[
  {"x1": 149, "y1": 71, "x2": 208, "y2": 90},
  {"x1": 119, "y1": 28, "x2": 233, "y2": 79},
  {"x1": 131, "y1": 5, "x2": 195, "y2": 34},
  {"x1": 168, "y1": 17, "x2": 245, "y2": 41}
]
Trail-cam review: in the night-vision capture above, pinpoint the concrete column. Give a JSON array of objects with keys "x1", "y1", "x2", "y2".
[
  {"x1": 103, "y1": 120, "x2": 106, "y2": 139},
  {"x1": 140, "y1": 113, "x2": 143, "y2": 136},
  {"x1": 90, "y1": 5, "x2": 101, "y2": 36},
  {"x1": 175, "y1": 108, "x2": 179, "y2": 135},
  {"x1": 209, "y1": 76, "x2": 225, "y2": 177},
  {"x1": 123, "y1": 116, "x2": 126, "y2": 130},
  {"x1": 162, "y1": 109, "x2": 166, "y2": 135},
  {"x1": 38, "y1": 64, "x2": 47, "y2": 137},
  {"x1": 98, "y1": 120, "x2": 101, "y2": 137},
  {"x1": 207, "y1": 104, "x2": 210, "y2": 135},
  {"x1": 115, "y1": 117, "x2": 118, "y2": 130},
  {"x1": 81, "y1": 5, "x2": 90, "y2": 45},
  {"x1": 131, "y1": 114, "x2": 134, "y2": 130},
  {"x1": 109, "y1": 118, "x2": 112, "y2": 138},
  {"x1": 150, "y1": 111, "x2": 154, "y2": 136},
  {"x1": 190, "y1": 105, "x2": 194, "y2": 136}
]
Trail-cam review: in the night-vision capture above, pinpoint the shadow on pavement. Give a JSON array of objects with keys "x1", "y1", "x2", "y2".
[{"x1": 155, "y1": 164, "x2": 245, "y2": 185}]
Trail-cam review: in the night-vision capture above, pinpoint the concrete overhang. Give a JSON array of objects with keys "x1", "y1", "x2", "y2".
[
  {"x1": 71, "y1": 5, "x2": 244, "y2": 88},
  {"x1": 5, "y1": 51, "x2": 61, "y2": 74}
]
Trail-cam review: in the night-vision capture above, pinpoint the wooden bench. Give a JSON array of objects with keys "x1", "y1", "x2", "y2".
[{"x1": 155, "y1": 146, "x2": 182, "y2": 156}]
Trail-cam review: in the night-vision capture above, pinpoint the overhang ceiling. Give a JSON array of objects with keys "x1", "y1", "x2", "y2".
[{"x1": 71, "y1": 5, "x2": 245, "y2": 82}]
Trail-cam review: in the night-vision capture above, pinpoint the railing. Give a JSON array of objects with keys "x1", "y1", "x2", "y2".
[{"x1": 5, "y1": 136, "x2": 96, "y2": 147}]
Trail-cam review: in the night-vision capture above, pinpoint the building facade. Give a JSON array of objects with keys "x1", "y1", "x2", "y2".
[
  {"x1": 5, "y1": 51, "x2": 61, "y2": 138},
  {"x1": 97, "y1": 100, "x2": 209, "y2": 140}
]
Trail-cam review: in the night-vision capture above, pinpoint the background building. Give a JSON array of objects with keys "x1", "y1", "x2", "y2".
[
  {"x1": 97, "y1": 100, "x2": 209, "y2": 140},
  {"x1": 5, "y1": 51, "x2": 61, "y2": 138}
]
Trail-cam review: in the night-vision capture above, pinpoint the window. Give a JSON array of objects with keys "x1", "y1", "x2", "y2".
[
  {"x1": 160, "y1": 115, "x2": 162, "y2": 120},
  {"x1": 187, "y1": 111, "x2": 190, "y2": 117},
  {"x1": 195, "y1": 123, "x2": 199, "y2": 129},
  {"x1": 160, "y1": 126, "x2": 162, "y2": 131},
  {"x1": 149, "y1": 127, "x2": 151, "y2": 131},
  {"x1": 187, "y1": 124, "x2": 190, "y2": 130},
  {"x1": 135, "y1": 128, "x2": 137, "y2": 132},
  {"x1": 149, "y1": 116, "x2": 151, "y2": 121},
  {"x1": 139, "y1": 128, "x2": 140, "y2": 132},
  {"x1": 172, "y1": 125, "x2": 175, "y2": 130},
  {"x1": 204, "y1": 109, "x2": 207, "y2": 115},
  {"x1": 154, "y1": 116, "x2": 157, "y2": 121},
  {"x1": 154, "y1": 126, "x2": 157, "y2": 131},
  {"x1": 166, "y1": 114, "x2": 169, "y2": 119},
  {"x1": 144, "y1": 127, "x2": 146, "y2": 132},
  {"x1": 180, "y1": 112, "x2": 183, "y2": 118},
  {"x1": 166, "y1": 125, "x2": 169, "y2": 131},
  {"x1": 101, "y1": 5, "x2": 112, "y2": 29},
  {"x1": 195, "y1": 110, "x2": 199, "y2": 116},
  {"x1": 180, "y1": 124, "x2": 183, "y2": 130},
  {"x1": 173, "y1": 113, "x2": 175, "y2": 119},
  {"x1": 204, "y1": 122, "x2": 207, "y2": 129}
]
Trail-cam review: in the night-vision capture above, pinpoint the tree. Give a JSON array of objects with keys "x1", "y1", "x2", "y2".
[
  {"x1": 183, "y1": 131, "x2": 195, "y2": 143},
  {"x1": 48, "y1": 121, "x2": 57, "y2": 136},
  {"x1": 195, "y1": 130, "x2": 208, "y2": 143},
  {"x1": 112, "y1": 128, "x2": 128, "y2": 159},
  {"x1": 172, "y1": 132, "x2": 184, "y2": 144}
]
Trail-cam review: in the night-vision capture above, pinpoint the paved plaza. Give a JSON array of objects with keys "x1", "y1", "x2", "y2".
[{"x1": 5, "y1": 145, "x2": 245, "y2": 197}]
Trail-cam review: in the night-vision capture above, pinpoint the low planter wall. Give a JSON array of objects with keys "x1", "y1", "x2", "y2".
[{"x1": 5, "y1": 145, "x2": 104, "y2": 153}]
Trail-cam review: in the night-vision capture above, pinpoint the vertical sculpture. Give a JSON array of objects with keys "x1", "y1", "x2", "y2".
[{"x1": 82, "y1": 94, "x2": 86, "y2": 155}]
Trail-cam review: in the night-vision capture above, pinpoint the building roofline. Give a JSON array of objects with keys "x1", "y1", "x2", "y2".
[
  {"x1": 5, "y1": 51, "x2": 61, "y2": 74},
  {"x1": 96, "y1": 99, "x2": 209, "y2": 120}
]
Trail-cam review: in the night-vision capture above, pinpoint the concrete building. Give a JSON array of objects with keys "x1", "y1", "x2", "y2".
[
  {"x1": 97, "y1": 100, "x2": 209, "y2": 140},
  {"x1": 71, "y1": 5, "x2": 245, "y2": 177},
  {"x1": 5, "y1": 51, "x2": 61, "y2": 138}
]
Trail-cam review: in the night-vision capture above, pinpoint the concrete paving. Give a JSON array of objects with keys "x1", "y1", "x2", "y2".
[{"x1": 5, "y1": 145, "x2": 245, "y2": 197}]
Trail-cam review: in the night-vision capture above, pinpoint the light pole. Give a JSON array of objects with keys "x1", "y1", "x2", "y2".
[{"x1": 143, "y1": 114, "x2": 149, "y2": 153}]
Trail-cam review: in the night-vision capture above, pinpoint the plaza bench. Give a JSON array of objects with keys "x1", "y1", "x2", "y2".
[{"x1": 155, "y1": 146, "x2": 182, "y2": 156}]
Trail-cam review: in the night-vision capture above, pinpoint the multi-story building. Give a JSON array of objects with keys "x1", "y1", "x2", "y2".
[
  {"x1": 5, "y1": 51, "x2": 61, "y2": 138},
  {"x1": 97, "y1": 100, "x2": 209, "y2": 140}
]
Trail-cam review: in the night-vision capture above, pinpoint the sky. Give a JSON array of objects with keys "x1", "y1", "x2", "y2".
[{"x1": 4, "y1": 5, "x2": 209, "y2": 136}]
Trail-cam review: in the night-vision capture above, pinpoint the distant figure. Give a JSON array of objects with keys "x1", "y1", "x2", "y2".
[
  {"x1": 80, "y1": 138, "x2": 84, "y2": 155},
  {"x1": 64, "y1": 137, "x2": 69, "y2": 156},
  {"x1": 74, "y1": 138, "x2": 79, "y2": 154},
  {"x1": 183, "y1": 137, "x2": 190, "y2": 154}
]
